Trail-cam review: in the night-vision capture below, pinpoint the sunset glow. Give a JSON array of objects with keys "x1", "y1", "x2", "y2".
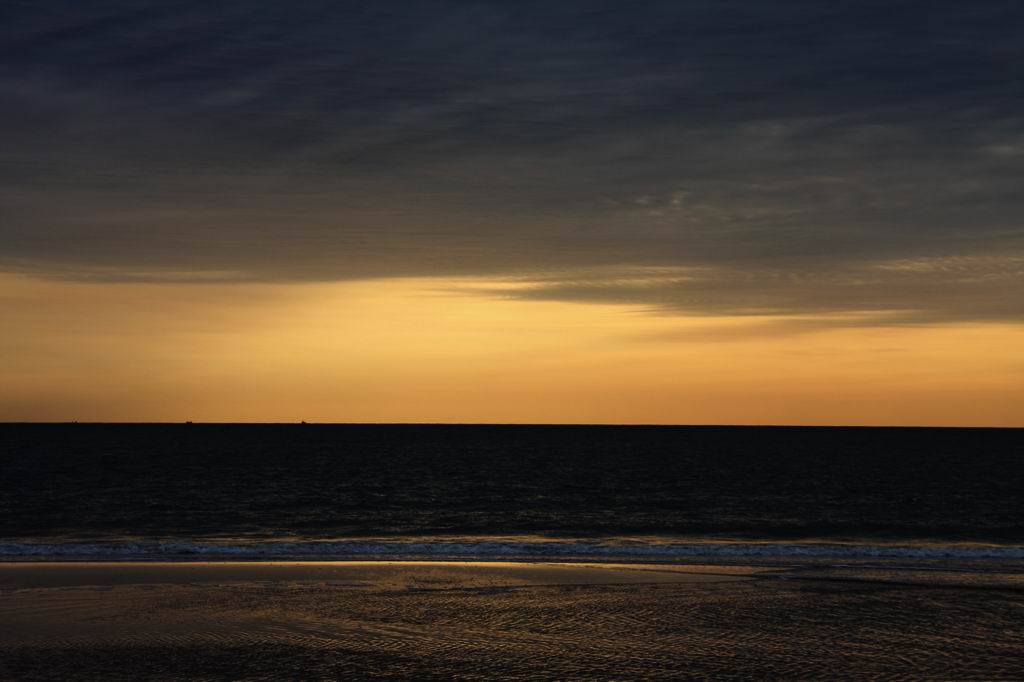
[{"x1": 3, "y1": 272, "x2": 1020, "y2": 425}]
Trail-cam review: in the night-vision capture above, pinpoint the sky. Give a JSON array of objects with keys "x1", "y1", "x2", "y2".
[{"x1": 1, "y1": 1, "x2": 1022, "y2": 425}]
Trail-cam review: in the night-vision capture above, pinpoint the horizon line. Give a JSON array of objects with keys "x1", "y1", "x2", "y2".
[{"x1": 1, "y1": 421, "x2": 1019, "y2": 430}]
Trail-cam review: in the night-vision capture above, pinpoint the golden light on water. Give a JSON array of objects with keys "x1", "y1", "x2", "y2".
[{"x1": 2, "y1": 272, "x2": 1021, "y2": 426}]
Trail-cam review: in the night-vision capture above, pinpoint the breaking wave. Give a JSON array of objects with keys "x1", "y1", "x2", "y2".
[{"x1": 2, "y1": 539, "x2": 1022, "y2": 560}]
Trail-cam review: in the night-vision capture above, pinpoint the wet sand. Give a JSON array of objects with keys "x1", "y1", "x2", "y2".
[{"x1": 2, "y1": 561, "x2": 1023, "y2": 680}]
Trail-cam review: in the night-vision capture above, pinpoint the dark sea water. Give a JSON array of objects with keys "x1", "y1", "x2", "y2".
[{"x1": 1, "y1": 424, "x2": 1022, "y2": 559}]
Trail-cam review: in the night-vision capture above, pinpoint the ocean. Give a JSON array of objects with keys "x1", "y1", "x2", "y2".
[{"x1": 2, "y1": 423, "x2": 1021, "y2": 560}]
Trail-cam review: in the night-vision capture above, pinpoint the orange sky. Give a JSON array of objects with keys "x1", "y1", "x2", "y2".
[{"x1": 2, "y1": 272, "x2": 1021, "y2": 426}]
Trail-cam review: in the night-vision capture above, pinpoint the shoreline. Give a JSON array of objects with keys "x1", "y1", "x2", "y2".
[
  {"x1": 2, "y1": 557, "x2": 1022, "y2": 592},
  {"x1": 0, "y1": 560, "x2": 762, "y2": 591},
  {"x1": 3, "y1": 537, "x2": 1023, "y2": 563}
]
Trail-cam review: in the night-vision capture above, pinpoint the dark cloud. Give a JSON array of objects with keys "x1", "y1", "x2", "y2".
[
  {"x1": 484, "y1": 257, "x2": 1024, "y2": 326},
  {"x1": 1, "y1": 1, "x2": 1022, "y2": 323}
]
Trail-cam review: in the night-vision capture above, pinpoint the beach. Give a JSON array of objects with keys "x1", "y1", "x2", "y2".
[{"x1": 2, "y1": 560, "x2": 1023, "y2": 680}]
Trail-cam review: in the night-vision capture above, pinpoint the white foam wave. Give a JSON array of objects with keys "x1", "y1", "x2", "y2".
[{"x1": 2, "y1": 540, "x2": 1022, "y2": 560}]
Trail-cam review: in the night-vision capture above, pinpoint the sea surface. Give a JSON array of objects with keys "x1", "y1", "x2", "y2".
[{"x1": 1, "y1": 423, "x2": 1022, "y2": 560}]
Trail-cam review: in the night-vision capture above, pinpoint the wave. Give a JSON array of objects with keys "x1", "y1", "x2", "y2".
[{"x1": 2, "y1": 539, "x2": 1023, "y2": 560}]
